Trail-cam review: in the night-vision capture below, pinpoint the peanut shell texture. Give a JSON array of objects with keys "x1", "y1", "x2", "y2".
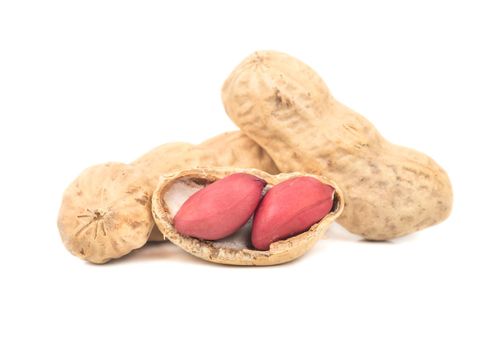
[
  {"x1": 57, "y1": 163, "x2": 154, "y2": 263},
  {"x1": 222, "y1": 51, "x2": 453, "y2": 240}
]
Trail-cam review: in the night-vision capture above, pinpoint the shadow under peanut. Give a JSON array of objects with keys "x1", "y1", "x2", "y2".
[
  {"x1": 324, "y1": 222, "x2": 418, "y2": 244},
  {"x1": 96, "y1": 241, "x2": 211, "y2": 266},
  {"x1": 97, "y1": 241, "x2": 299, "y2": 268}
]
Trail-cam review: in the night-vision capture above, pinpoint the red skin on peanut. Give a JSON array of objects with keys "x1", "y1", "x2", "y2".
[
  {"x1": 251, "y1": 177, "x2": 334, "y2": 250},
  {"x1": 174, "y1": 173, "x2": 265, "y2": 240}
]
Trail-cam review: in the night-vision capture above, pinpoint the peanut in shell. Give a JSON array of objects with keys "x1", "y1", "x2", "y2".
[{"x1": 152, "y1": 167, "x2": 344, "y2": 266}]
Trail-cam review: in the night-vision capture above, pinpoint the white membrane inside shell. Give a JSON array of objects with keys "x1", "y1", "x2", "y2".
[
  {"x1": 162, "y1": 178, "x2": 273, "y2": 250},
  {"x1": 211, "y1": 219, "x2": 253, "y2": 249},
  {"x1": 164, "y1": 179, "x2": 204, "y2": 217}
]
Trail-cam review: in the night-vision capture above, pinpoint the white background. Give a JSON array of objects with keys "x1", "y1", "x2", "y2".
[{"x1": 1, "y1": 1, "x2": 503, "y2": 349}]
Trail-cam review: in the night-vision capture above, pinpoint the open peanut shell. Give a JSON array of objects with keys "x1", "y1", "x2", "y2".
[{"x1": 152, "y1": 167, "x2": 345, "y2": 266}]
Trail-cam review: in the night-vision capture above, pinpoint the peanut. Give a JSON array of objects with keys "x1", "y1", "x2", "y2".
[
  {"x1": 251, "y1": 176, "x2": 334, "y2": 250},
  {"x1": 222, "y1": 51, "x2": 453, "y2": 241},
  {"x1": 57, "y1": 163, "x2": 154, "y2": 264},
  {"x1": 174, "y1": 173, "x2": 266, "y2": 240},
  {"x1": 152, "y1": 167, "x2": 344, "y2": 266}
]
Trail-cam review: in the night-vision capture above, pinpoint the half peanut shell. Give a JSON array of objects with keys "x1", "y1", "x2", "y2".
[{"x1": 152, "y1": 167, "x2": 345, "y2": 266}]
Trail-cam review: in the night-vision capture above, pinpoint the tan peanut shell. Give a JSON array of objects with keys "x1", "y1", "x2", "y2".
[
  {"x1": 132, "y1": 142, "x2": 194, "y2": 191},
  {"x1": 57, "y1": 163, "x2": 154, "y2": 264},
  {"x1": 133, "y1": 131, "x2": 279, "y2": 241},
  {"x1": 222, "y1": 51, "x2": 453, "y2": 240},
  {"x1": 152, "y1": 167, "x2": 344, "y2": 266},
  {"x1": 133, "y1": 132, "x2": 278, "y2": 191}
]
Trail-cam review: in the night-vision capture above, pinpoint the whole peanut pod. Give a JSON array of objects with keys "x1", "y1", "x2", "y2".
[
  {"x1": 222, "y1": 51, "x2": 453, "y2": 241},
  {"x1": 174, "y1": 173, "x2": 266, "y2": 240},
  {"x1": 252, "y1": 176, "x2": 334, "y2": 250},
  {"x1": 57, "y1": 163, "x2": 154, "y2": 263},
  {"x1": 152, "y1": 167, "x2": 344, "y2": 266}
]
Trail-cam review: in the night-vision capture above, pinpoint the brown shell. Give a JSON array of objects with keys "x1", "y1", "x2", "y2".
[
  {"x1": 222, "y1": 51, "x2": 453, "y2": 240},
  {"x1": 57, "y1": 163, "x2": 154, "y2": 264},
  {"x1": 132, "y1": 131, "x2": 279, "y2": 241},
  {"x1": 152, "y1": 167, "x2": 344, "y2": 266},
  {"x1": 132, "y1": 142, "x2": 194, "y2": 191},
  {"x1": 132, "y1": 132, "x2": 279, "y2": 192}
]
